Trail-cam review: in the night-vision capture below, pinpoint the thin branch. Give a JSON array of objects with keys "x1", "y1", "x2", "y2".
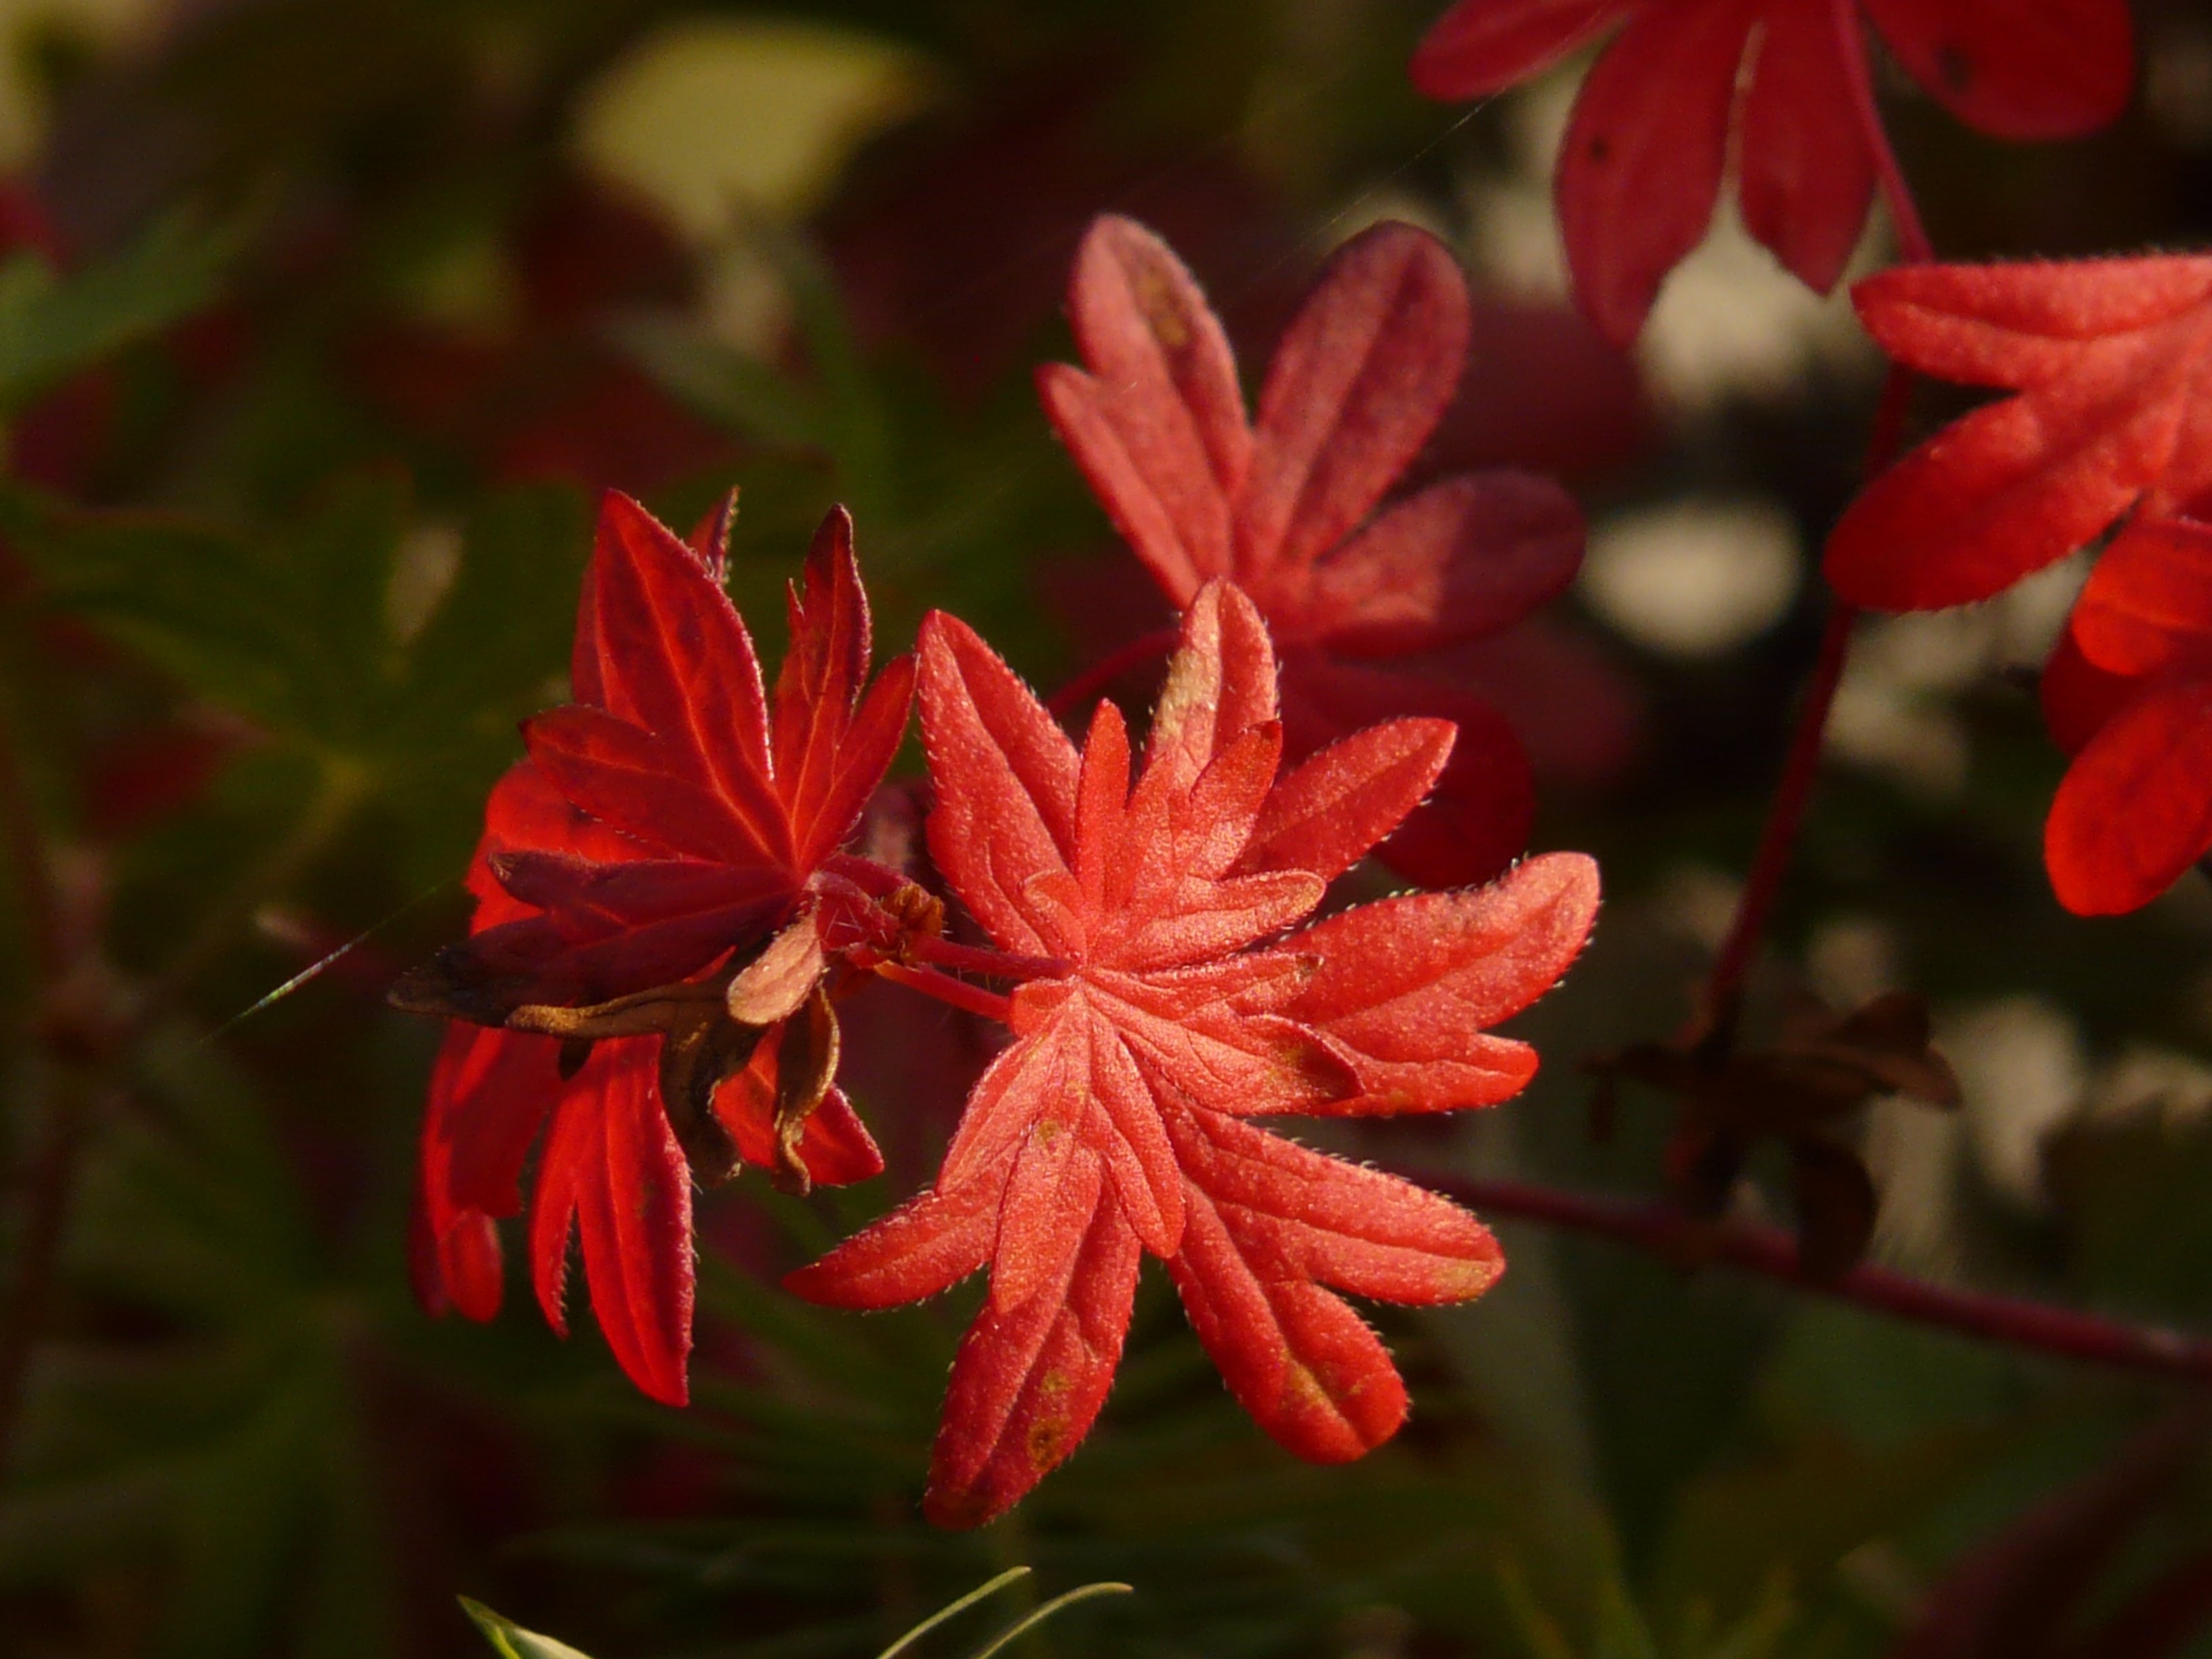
[
  {"x1": 1700, "y1": 12, "x2": 1934, "y2": 1027},
  {"x1": 1831, "y1": 0, "x2": 1937, "y2": 264},
  {"x1": 906, "y1": 933, "x2": 1068, "y2": 982},
  {"x1": 1416, "y1": 1170, "x2": 2212, "y2": 1387},
  {"x1": 1702, "y1": 360, "x2": 1917, "y2": 1027},
  {"x1": 874, "y1": 960, "x2": 1014, "y2": 1025}
]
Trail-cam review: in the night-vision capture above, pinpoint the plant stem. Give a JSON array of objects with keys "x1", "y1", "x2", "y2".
[
  {"x1": 907, "y1": 933, "x2": 1067, "y2": 982},
  {"x1": 1044, "y1": 627, "x2": 1179, "y2": 720},
  {"x1": 1700, "y1": 38, "x2": 1931, "y2": 1029},
  {"x1": 874, "y1": 960, "x2": 1014, "y2": 1025},
  {"x1": 1832, "y1": 0, "x2": 1937, "y2": 265},
  {"x1": 1418, "y1": 1170, "x2": 2212, "y2": 1387}
]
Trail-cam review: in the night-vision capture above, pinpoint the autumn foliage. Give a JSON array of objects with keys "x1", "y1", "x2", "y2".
[{"x1": 20, "y1": 1, "x2": 2212, "y2": 1651}]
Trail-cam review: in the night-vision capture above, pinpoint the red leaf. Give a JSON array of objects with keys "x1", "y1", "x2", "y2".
[
  {"x1": 1240, "y1": 224, "x2": 1471, "y2": 571},
  {"x1": 1410, "y1": 0, "x2": 1629, "y2": 98},
  {"x1": 1828, "y1": 257, "x2": 2212, "y2": 610},
  {"x1": 1044, "y1": 216, "x2": 1583, "y2": 886},
  {"x1": 1307, "y1": 474, "x2": 1584, "y2": 658},
  {"x1": 787, "y1": 1168, "x2": 1008, "y2": 1310},
  {"x1": 924, "y1": 1192, "x2": 1142, "y2": 1528},
  {"x1": 2072, "y1": 514, "x2": 2212, "y2": 678},
  {"x1": 2046, "y1": 677, "x2": 2212, "y2": 916},
  {"x1": 1238, "y1": 717, "x2": 1456, "y2": 884},
  {"x1": 524, "y1": 704, "x2": 780, "y2": 863},
  {"x1": 1279, "y1": 653, "x2": 1534, "y2": 888},
  {"x1": 1414, "y1": 0, "x2": 2134, "y2": 342},
  {"x1": 528, "y1": 1044, "x2": 694, "y2": 1406},
  {"x1": 1736, "y1": 0, "x2": 1875, "y2": 297},
  {"x1": 405, "y1": 493, "x2": 910, "y2": 1406},
  {"x1": 1557, "y1": 0, "x2": 1757, "y2": 347},
  {"x1": 798, "y1": 578, "x2": 1597, "y2": 1521},
  {"x1": 1290, "y1": 853, "x2": 1601, "y2": 1111},
  {"x1": 2041, "y1": 617, "x2": 2143, "y2": 757},
  {"x1": 1860, "y1": 0, "x2": 2133, "y2": 140}
]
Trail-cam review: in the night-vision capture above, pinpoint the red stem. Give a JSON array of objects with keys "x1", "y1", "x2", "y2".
[
  {"x1": 1044, "y1": 627, "x2": 1179, "y2": 720},
  {"x1": 1418, "y1": 1171, "x2": 2212, "y2": 1387},
  {"x1": 1701, "y1": 8, "x2": 1933, "y2": 1024},
  {"x1": 1831, "y1": 0, "x2": 1936, "y2": 264},
  {"x1": 905, "y1": 933, "x2": 1067, "y2": 982},
  {"x1": 873, "y1": 960, "x2": 1015, "y2": 1025}
]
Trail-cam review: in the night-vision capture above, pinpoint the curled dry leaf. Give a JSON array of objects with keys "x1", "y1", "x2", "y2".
[{"x1": 401, "y1": 491, "x2": 907, "y2": 1404}]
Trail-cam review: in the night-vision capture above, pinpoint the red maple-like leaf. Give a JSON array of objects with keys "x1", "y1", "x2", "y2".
[
  {"x1": 1828, "y1": 257, "x2": 2212, "y2": 611},
  {"x1": 789, "y1": 582, "x2": 1599, "y2": 1526},
  {"x1": 404, "y1": 491, "x2": 907, "y2": 1403},
  {"x1": 1039, "y1": 214, "x2": 1584, "y2": 887},
  {"x1": 2036, "y1": 514, "x2": 2212, "y2": 915},
  {"x1": 1410, "y1": 0, "x2": 2134, "y2": 346}
]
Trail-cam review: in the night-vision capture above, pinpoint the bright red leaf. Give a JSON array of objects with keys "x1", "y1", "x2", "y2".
[
  {"x1": 1410, "y1": 0, "x2": 2134, "y2": 346},
  {"x1": 1828, "y1": 256, "x2": 2212, "y2": 611},
  {"x1": 2041, "y1": 514, "x2": 2212, "y2": 915},
  {"x1": 403, "y1": 491, "x2": 905, "y2": 1404},
  {"x1": 790, "y1": 582, "x2": 1599, "y2": 1526},
  {"x1": 1039, "y1": 214, "x2": 1584, "y2": 886}
]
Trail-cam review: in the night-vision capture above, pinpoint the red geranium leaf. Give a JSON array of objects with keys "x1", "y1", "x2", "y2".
[
  {"x1": 1409, "y1": 0, "x2": 1629, "y2": 98},
  {"x1": 405, "y1": 492, "x2": 910, "y2": 1406},
  {"x1": 1414, "y1": 0, "x2": 2134, "y2": 342},
  {"x1": 1309, "y1": 474, "x2": 1584, "y2": 658},
  {"x1": 1168, "y1": 1193, "x2": 1408, "y2": 1461},
  {"x1": 1828, "y1": 257, "x2": 2212, "y2": 611},
  {"x1": 1240, "y1": 224, "x2": 1470, "y2": 571},
  {"x1": 1860, "y1": 0, "x2": 2133, "y2": 141},
  {"x1": 2041, "y1": 619, "x2": 2144, "y2": 757},
  {"x1": 1736, "y1": 0, "x2": 1875, "y2": 298},
  {"x1": 1558, "y1": 0, "x2": 1757, "y2": 348},
  {"x1": 1290, "y1": 852, "x2": 1601, "y2": 1112},
  {"x1": 1279, "y1": 653, "x2": 1534, "y2": 890},
  {"x1": 1238, "y1": 717, "x2": 1456, "y2": 884},
  {"x1": 924, "y1": 1192, "x2": 1142, "y2": 1529},
  {"x1": 524, "y1": 704, "x2": 779, "y2": 862},
  {"x1": 787, "y1": 1168, "x2": 1008, "y2": 1310},
  {"x1": 583, "y1": 491, "x2": 776, "y2": 797},
  {"x1": 426, "y1": 1023, "x2": 560, "y2": 1223},
  {"x1": 411, "y1": 1193, "x2": 504, "y2": 1322},
  {"x1": 1044, "y1": 216, "x2": 1582, "y2": 886},
  {"x1": 2046, "y1": 678, "x2": 2212, "y2": 916},
  {"x1": 2072, "y1": 515, "x2": 2212, "y2": 679},
  {"x1": 797, "y1": 580, "x2": 1597, "y2": 1522}
]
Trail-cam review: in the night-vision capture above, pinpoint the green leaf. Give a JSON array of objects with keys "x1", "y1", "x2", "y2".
[
  {"x1": 0, "y1": 209, "x2": 245, "y2": 413},
  {"x1": 459, "y1": 1598, "x2": 598, "y2": 1659}
]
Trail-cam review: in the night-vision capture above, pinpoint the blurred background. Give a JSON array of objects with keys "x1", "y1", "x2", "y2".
[{"x1": 5, "y1": 0, "x2": 2212, "y2": 1654}]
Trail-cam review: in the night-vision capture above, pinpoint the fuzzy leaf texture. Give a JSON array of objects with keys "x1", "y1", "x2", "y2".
[
  {"x1": 407, "y1": 492, "x2": 902, "y2": 1404},
  {"x1": 789, "y1": 582, "x2": 1599, "y2": 1526},
  {"x1": 1410, "y1": 0, "x2": 2133, "y2": 345},
  {"x1": 1828, "y1": 256, "x2": 2212, "y2": 611},
  {"x1": 1040, "y1": 214, "x2": 1584, "y2": 886}
]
